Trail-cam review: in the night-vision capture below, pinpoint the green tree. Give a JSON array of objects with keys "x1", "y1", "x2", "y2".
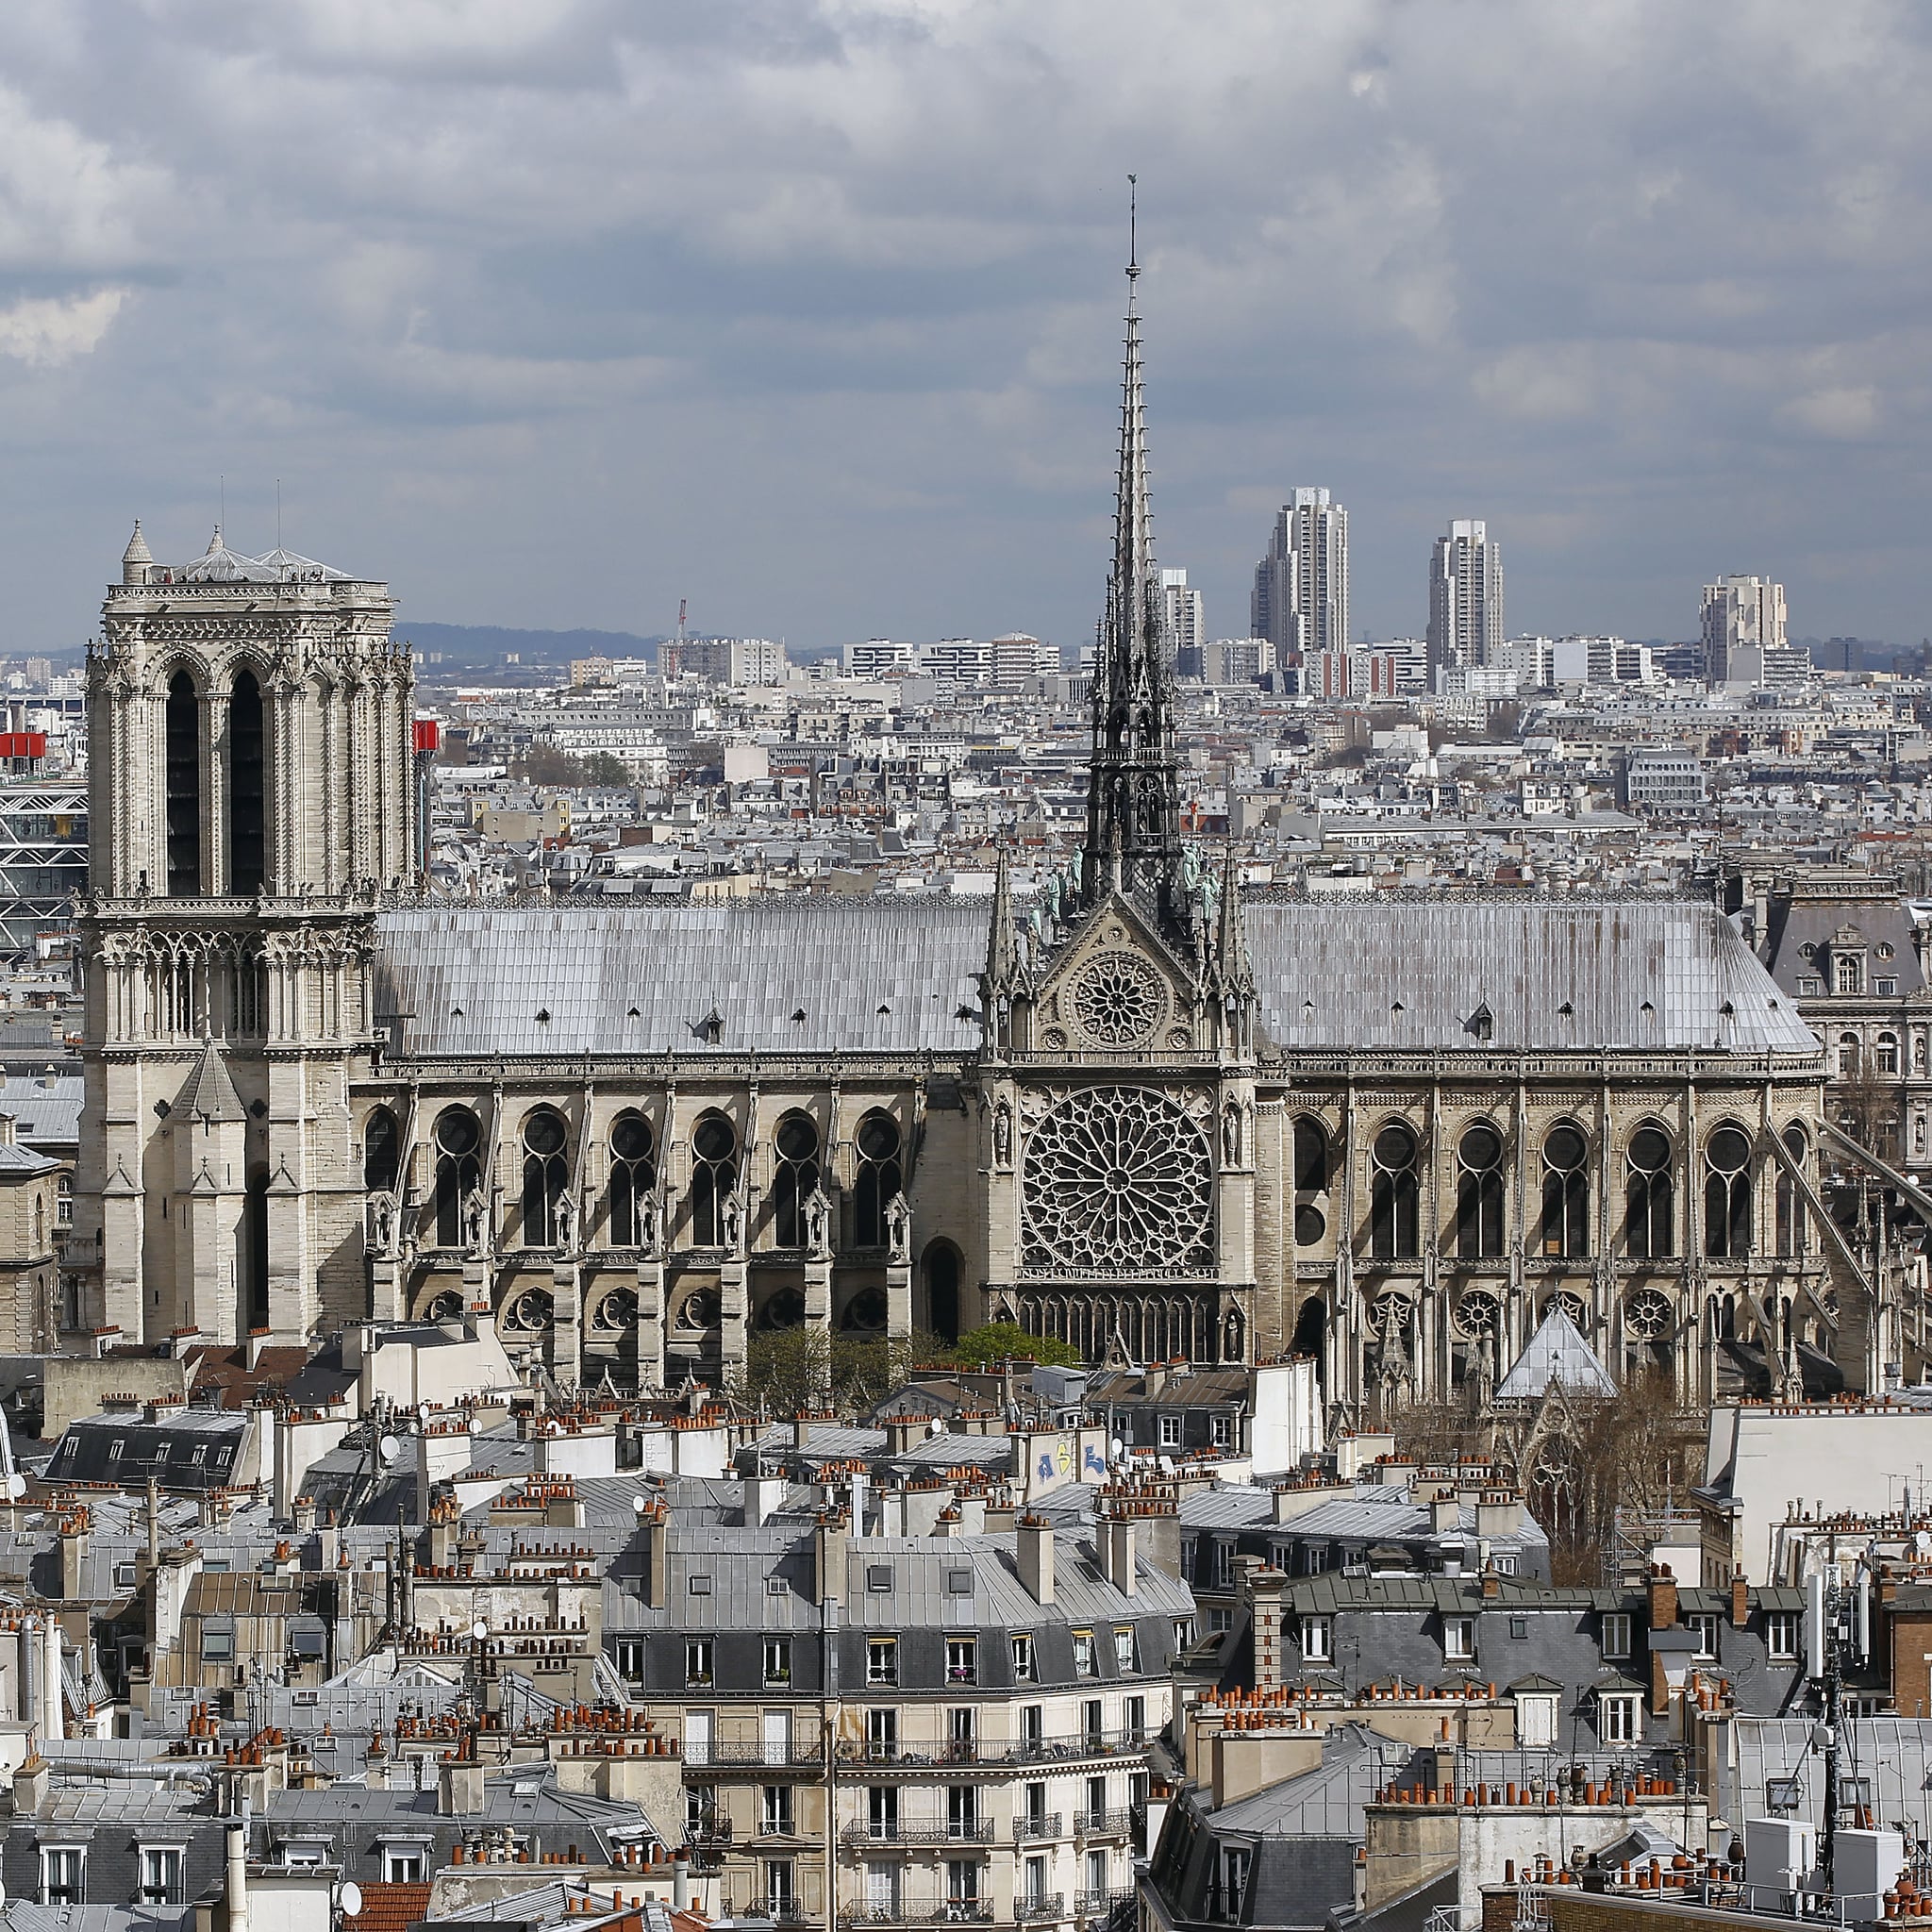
[
  {"x1": 949, "y1": 1322, "x2": 1080, "y2": 1369},
  {"x1": 580, "y1": 753, "x2": 634, "y2": 788},
  {"x1": 735, "y1": 1327, "x2": 958, "y2": 1413}
]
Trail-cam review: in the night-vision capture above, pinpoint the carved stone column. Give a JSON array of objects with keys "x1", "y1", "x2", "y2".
[
  {"x1": 636, "y1": 1260, "x2": 665, "y2": 1391},
  {"x1": 551, "y1": 1260, "x2": 582, "y2": 1390}
]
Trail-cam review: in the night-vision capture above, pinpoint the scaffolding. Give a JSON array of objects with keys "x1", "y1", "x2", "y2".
[{"x1": 0, "y1": 783, "x2": 86, "y2": 958}]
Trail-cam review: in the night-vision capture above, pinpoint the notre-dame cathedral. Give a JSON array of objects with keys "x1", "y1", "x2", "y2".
[{"x1": 71, "y1": 276, "x2": 1860, "y2": 1420}]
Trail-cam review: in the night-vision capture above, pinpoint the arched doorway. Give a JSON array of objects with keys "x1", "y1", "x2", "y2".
[{"x1": 924, "y1": 1241, "x2": 961, "y2": 1341}]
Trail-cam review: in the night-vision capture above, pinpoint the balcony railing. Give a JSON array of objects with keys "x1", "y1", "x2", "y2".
[
  {"x1": 737, "y1": 1900, "x2": 810, "y2": 1926},
  {"x1": 1074, "y1": 1890, "x2": 1137, "y2": 1919},
  {"x1": 1013, "y1": 1814, "x2": 1063, "y2": 1843},
  {"x1": 845, "y1": 1904, "x2": 994, "y2": 1926},
  {"x1": 1074, "y1": 1809, "x2": 1133, "y2": 1838},
  {"x1": 835, "y1": 1729, "x2": 1150, "y2": 1770},
  {"x1": 1015, "y1": 1894, "x2": 1066, "y2": 1924},
  {"x1": 754, "y1": 1816, "x2": 799, "y2": 1840},
  {"x1": 842, "y1": 1822, "x2": 994, "y2": 1848},
  {"x1": 688, "y1": 1740, "x2": 824, "y2": 1768}
]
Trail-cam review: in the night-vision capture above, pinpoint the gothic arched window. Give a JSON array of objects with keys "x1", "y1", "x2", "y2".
[
  {"x1": 854, "y1": 1110, "x2": 902, "y2": 1248},
  {"x1": 1369, "y1": 1123, "x2": 1419, "y2": 1259},
  {"x1": 1455, "y1": 1123, "x2": 1505, "y2": 1258},
  {"x1": 1624, "y1": 1124, "x2": 1674, "y2": 1257},
  {"x1": 608, "y1": 1112, "x2": 656, "y2": 1246},
  {"x1": 521, "y1": 1109, "x2": 569, "y2": 1247},
  {"x1": 1705, "y1": 1124, "x2": 1753, "y2": 1258},
  {"x1": 771, "y1": 1111, "x2": 820, "y2": 1248},
  {"x1": 1540, "y1": 1123, "x2": 1590, "y2": 1257},
  {"x1": 432, "y1": 1108, "x2": 481, "y2": 1248},
  {"x1": 1775, "y1": 1124, "x2": 1808, "y2": 1257},
  {"x1": 1291, "y1": 1117, "x2": 1327, "y2": 1193},
  {"x1": 165, "y1": 669, "x2": 201, "y2": 896},
  {"x1": 363, "y1": 1109, "x2": 399, "y2": 1193},
  {"x1": 690, "y1": 1111, "x2": 737, "y2": 1247},
  {"x1": 228, "y1": 667, "x2": 266, "y2": 895}
]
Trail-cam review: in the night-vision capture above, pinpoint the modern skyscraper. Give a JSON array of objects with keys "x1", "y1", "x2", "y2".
[
  {"x1": 1160, "y1": 568, "x2": 1205, "y2": 678},
  {"x1": 1250, "y1": 489, "x2": 1348, "y2": 663},
  {"x1": 1426, "y1": 519, "x2": 1504, "y2": 674},
  {"x1": 1701, "y1": 575, "x2": 1788, "y2": 682}
]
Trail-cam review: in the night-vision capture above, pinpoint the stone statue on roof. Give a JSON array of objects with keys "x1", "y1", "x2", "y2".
[
  {"x1": 367, "y1": 1190, "x2": 397, "y2": 1257},
  {"x1": 461, "y1": 1185, "x2": 489, "y2": 1257},
  {"x1": 804, "y1": 1184, "x2": 832, "y2": 1261}
]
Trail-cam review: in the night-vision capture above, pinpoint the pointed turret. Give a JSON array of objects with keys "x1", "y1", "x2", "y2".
[
  {"x1": 121, "y1": 520, "x2": 152, "y2": 587},
  {"x1": 1082, "y1": 182, "x2": 1181, "y2": 916},
  {"x1": 984, "y1": 844, "x2": 1020, "y2": 998},
  {"x1": 1215, "y1": 845, "x2": 1254, "y2": 997}
]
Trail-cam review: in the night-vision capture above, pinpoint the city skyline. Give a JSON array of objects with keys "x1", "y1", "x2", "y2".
[{"x1": 1, "y1": 4, "x2": 1927, "y2": 658}]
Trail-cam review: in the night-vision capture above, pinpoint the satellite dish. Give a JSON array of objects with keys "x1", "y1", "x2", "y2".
[
  {"x1": 1108, "y1": 1438, "x2": 1124, "y2": 1464},
  {"x1": 417, "y1": 1402, "x2": 431, "y2": 1423},
  {"x1": 927, "y1": 1419, "x2": 944, "y2": 1436},
  {"x1": 631, "y1": 1494, "x2": 651, "y2": 1515},
  {"x1": 340, "y1": 1883, "x2": 363, "y2": 1920},
  {"x1": 470, "y1": 1620, "x2": 489, "y2": 1641},
  {"x1": 377, "y1": 1436, "x2": 401, "y2": 1466},
  {"x1": 5, "y1": 1473, "x2": 24, "y2": 1498}
]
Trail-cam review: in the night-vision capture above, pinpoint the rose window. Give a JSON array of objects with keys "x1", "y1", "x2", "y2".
[
  {"x1": 591, "y1": 1288, "x2": 639, "y2": 1333},
  {"x1": 1624, "y1": 1289, "x2": 1674, "y2": 1340},
  {"x1": 501, "y1": 1288, "x2": 555, "y2": 1333},
  {"x1": 1021, "y1": 1085, "x2": 1214, "y2": 1276},
  {"x1": 1542, "y1": 1290, "x2": 1589, "y2": 1329},
  {"x1": 1454, "y1": 1289, "x2": 1502, "y2": 1339},
  {"x1": 1071, "y1": 953, "x2": 1166, "y2": 1047},
  {"x1": 422, "y1": 1289, "x2": 463, "y2": 1324}
]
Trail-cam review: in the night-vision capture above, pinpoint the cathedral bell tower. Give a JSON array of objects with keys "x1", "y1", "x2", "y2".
[{"x1": 74, "y1": 525, "x2": 413, "y2": 1348}]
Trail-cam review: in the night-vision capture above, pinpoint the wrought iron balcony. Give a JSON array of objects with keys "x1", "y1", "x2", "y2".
[
  {"x1": 1012, "y1": 1814, "x2": 1062, "y2": 1843},
  {"x1": 841, "y1": 1822, "x2": 993, "y2": 1848},
  {"x1": 1074, "y1": 1809, "x2": 1133, "y2": 1838},
  {"x1": 1015, "y1": 1894, "x2": 1066, "y2": 1924}
]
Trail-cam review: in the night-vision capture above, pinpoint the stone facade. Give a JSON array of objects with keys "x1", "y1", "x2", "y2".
[{"x1": 68, "y1": 296, "x2": 1862, "y2": 1414}]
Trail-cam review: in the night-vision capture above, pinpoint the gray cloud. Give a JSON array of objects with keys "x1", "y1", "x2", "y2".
[{"x1": 1, "y1": 0, "x2": 1928, "y2": 651}]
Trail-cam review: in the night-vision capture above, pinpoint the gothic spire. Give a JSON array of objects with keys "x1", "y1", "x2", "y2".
[
  {"x1": 1216, "y1": 843, "x2": 1254, "y2": 995},
  {"x1": 984, "y1": 842, "x2": 1019, "y2": 995},
  {"x1": 1083, "y1": 176, "x2": 1181, "y2": 913}
]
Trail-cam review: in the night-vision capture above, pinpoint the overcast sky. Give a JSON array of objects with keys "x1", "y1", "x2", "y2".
[{"x1": 2, "y1": 0, "x2": 1928, "y2": 656}]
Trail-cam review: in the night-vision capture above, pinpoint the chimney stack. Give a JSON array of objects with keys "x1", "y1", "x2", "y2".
[{"x1": 1017, "y1": 1514, "x2": 1055, "y2": 1606}]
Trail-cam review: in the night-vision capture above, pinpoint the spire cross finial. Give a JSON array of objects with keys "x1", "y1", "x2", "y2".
[{"x1": 1127, "y1": 174, "x2": 1140, "y2": 299}]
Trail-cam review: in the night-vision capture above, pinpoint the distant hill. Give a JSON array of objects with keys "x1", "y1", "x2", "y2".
[
  {"x1": 399, "y1": 623, "x2": 664, "y2": 668},
  {"x1": 399, "y1": 624, "x2": 846, "y2": 673}
]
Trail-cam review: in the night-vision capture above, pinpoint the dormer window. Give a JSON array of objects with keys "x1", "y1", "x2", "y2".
[{"x1": 1836, "y1": 955, "x2": 1863, "y2": 995}]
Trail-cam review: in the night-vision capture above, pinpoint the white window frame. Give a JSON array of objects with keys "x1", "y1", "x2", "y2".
[
  {"x1": 40, "y1": 1847, "x2": 84, "y2": 1907},
  {"x1": 139, "y1": 1845, "x2": 185, "y2": 1905},
  {"x1": 1601, "y1": 1611, "x2": 1632, "y2": 1659},
  {"x1": 1302, "y1": 1613, "x2": 1333, "y2": 1661},
  {"x1": 1766, "y1": 1610, "x2": 1800, "y2": 1661},
  {"x1": 684, "y1": 1637, "x2": 713, "y2": 1687},
  {"x1": 763, "y1": 1636, "x2": 792, "y2": 1686},
  {"x1": 1114, "y1": 1625, "x2": 1137, "y2": 1673},
  {"x1": 1073, "y1": 1629, "x2": 1096, "y2": 1677},
  {"x1": 868, "y1": 1636, "x2": 898, "y2": 1686},
  {"x1": 1442, "y1": 1615, "x2": 1475, "y2": 1661},
  {"x1": 1158, "y1": 1414, "x2": 1181, "y2": 1449},
  {"x1": 615, "y1": 1638, "x2": 645, "y2": 1683},
  {"x1": 946, "y1": 1636, "x2": 976, "y2": 1685},
  {"x1": 1011, "y1": 1633, "x2": 1036, "y2": 1682},
  {"x1": 1688, "y1": 1611, "x2": 1720, "y2": 1661},
  {"x1": 1209, "y1": 1413, "x2": 1233, "y2": 1449},
  {"x1": 381, "y1": 1846, "x2": 426, "y2": 1884},
  {"x1": 1598, "y1": 1691, "x2": 1640, "y2": 1744}
]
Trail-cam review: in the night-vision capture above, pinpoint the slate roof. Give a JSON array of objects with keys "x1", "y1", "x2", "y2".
[
  {"x1": 1244, "y1": 895, "x2": 1817, "y2": 1052},
  {"x1": 373, "y1": 902, "x2": 990, "y2": 1058},
  {"x1": 372, "y1": 893, "x2": 1813, "y2": 1061},
  {"x1": 0, "y1": 1073, "x2": 79, "y2": 1150},
  {"x1": 1495, "y1": 1306, "x2": 1618, "y2": 1400}
]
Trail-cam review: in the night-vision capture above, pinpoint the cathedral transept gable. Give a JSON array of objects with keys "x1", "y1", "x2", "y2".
[{"x1": 1028, "y1": 890, "x2": 1204, "y2": 1058}]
